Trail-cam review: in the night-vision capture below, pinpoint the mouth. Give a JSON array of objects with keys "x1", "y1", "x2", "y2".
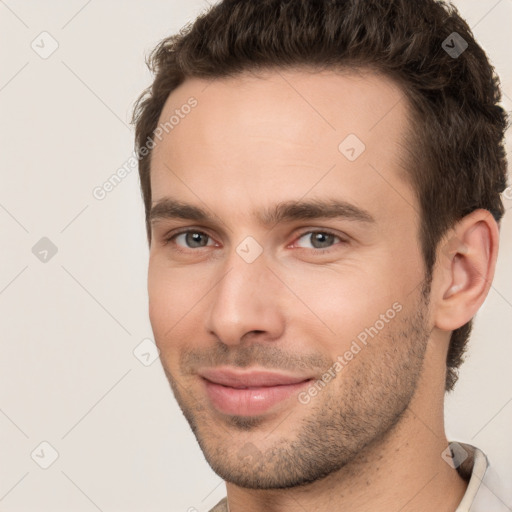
[{"x1": 198, "y1": 367, "x2": 314, "y2": 416}]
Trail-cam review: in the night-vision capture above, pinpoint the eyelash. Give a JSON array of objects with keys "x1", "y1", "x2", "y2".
[{"x1": 162, "y1": 228, "x2": 348, "y2": 254}]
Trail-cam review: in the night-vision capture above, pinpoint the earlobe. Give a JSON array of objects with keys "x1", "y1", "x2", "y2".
[{"x1": 433, "y1": 210, "x2": 499, "y2": 331}]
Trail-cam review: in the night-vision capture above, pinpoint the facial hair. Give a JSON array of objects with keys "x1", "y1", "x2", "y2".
[{"x1": 161, "y1": 280, "x2": 432, "y2": 490}]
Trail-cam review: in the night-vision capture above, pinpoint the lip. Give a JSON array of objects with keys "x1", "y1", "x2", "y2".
[
  {"x1": 199, "y1": 367, "x2": 313, "y2": 416},
  {"x1": 199, "y1": 367, "x2": 312, "y2": 388}
]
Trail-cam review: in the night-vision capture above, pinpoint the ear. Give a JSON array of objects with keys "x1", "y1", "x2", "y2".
[{"x1": 432, "y1": 209, "x2": 500, "y2": 331}]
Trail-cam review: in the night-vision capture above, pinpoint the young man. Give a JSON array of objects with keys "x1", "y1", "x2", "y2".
[{"x1": 132, "y1": 0, "x2": 510, "y2": 510}]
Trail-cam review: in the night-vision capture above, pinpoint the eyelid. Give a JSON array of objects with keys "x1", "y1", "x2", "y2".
[
  {"x1": 290, "y1": 228, "x2": 349, "y2": 250},
  {"x1": 162, "y1": 227, "x2": 217, "y2": 247}
]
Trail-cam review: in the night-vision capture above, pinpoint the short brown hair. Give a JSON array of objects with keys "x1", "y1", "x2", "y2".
[{"x1": 132, "y1": 0, "x2": 509, "y2": 391}]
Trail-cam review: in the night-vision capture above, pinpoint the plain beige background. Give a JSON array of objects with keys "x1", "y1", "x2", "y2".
[{"x1": 0, "y1": 1, "x2": 511, "y2": 510}]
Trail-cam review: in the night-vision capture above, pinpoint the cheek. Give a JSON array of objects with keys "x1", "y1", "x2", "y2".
[
  {"x1": 147, "y1": 258, "x2": 204, "y2": 353},
  {"x1": 280, "y1": 259, "x2": 410, "y2": 354}
]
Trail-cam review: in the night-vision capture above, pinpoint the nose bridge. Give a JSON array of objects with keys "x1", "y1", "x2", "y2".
[{"x1": 205, "y1": 241, "x2": 283, "y2": 345}]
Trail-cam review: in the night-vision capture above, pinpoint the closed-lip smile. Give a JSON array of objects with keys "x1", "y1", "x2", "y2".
[{"x1": 198, "y1": 367, "x2": 313, "y2": 416}]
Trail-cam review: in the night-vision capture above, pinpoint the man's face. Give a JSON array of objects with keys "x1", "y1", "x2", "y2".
[{"x1": 148, "y1": 68, "x2": 432, "y2": 488}]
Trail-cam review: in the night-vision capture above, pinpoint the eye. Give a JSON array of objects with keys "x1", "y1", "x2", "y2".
[
  {"x1": 294, "y1": 230, "x2": 345, "y2": 250},
  {"x1": 167, "y1": 230, "x2": 216, "y2": 249}
]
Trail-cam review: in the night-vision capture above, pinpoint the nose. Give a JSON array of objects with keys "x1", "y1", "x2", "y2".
[{"x1": 204, "y1": 250, "x2": 285, "y2": 346}]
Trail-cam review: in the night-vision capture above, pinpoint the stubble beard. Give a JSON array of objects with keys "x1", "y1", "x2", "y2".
[{"x1": 162, "y1": 282, "x2": 432, "y2": 490}]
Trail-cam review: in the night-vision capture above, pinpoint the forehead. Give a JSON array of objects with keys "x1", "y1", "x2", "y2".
[{"x1": 149, "y1": 67, "x2": 416, "y2": 227}]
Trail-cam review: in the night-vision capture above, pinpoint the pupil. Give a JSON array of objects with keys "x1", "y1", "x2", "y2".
[
  {"x1": 313, "y1": 233, "x2": 333, "y2": 248},
  {"x1": 187, "y1": 232, "x2": 206, "y2": 247}
]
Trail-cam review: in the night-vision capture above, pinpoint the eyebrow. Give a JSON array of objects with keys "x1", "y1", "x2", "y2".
[{"x1": 150, "y1": 197, "x2": 375, "y2": 228}]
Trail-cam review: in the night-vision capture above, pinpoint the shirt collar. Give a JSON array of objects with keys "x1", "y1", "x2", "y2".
[{"x1": 454, "y1": 442, "x2": 489, "y2": 512}]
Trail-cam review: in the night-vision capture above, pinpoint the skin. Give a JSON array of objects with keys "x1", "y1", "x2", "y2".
[{"x1": 147, "y1": 68, "x2": 499, "y2": 511}]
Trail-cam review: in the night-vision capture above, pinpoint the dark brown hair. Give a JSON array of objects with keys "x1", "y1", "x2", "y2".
[{"x1": 132, "y1": 0, "x2": 509, "y2": 391}]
